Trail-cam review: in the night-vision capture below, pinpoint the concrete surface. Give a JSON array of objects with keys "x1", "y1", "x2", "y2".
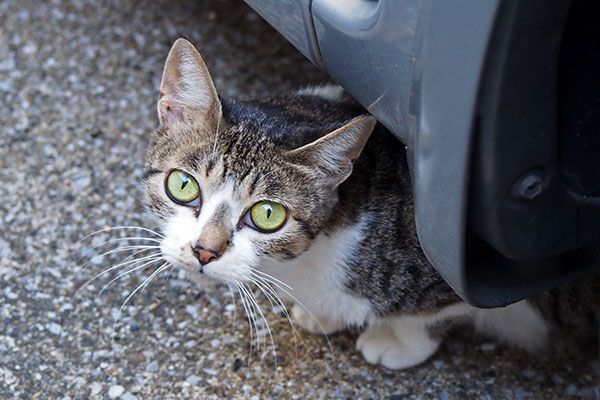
[{"x1": 0, "y1": 0, "x2": 598, "y2": 398}]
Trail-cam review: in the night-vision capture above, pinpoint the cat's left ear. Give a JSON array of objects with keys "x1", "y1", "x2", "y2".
[
  {"x1": 287, "y1": 115, "x2": 377, "y2": 187},
  {"x1": 157, "y1": 38, "x2": 221, "y2": 128}
]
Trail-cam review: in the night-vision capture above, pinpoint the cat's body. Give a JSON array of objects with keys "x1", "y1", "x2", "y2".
[{"x1": 143, "y1": 39, "x2": 598, "y2": 369}]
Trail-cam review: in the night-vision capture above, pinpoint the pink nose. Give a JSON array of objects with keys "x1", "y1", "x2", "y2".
[{"x1": 192, "y1": 246, "x2": 219, "y2": 265}]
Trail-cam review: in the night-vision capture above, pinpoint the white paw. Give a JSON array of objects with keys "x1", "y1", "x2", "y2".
[
  {"x1": 356, "y1": 322, "x2": 440, "y2": 369},
  {"x1": 291, "y1": 304, "x2": 345, "y2": 335}
]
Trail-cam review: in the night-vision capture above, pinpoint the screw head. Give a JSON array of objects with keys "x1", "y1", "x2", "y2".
[{"x1": 512, "y1": 170, "x2": 545, "y2": 200}]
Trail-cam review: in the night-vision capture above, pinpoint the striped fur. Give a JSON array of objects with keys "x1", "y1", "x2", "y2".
[{"x1": 142, "y1": 39, "x2": 599, "y2": 369}]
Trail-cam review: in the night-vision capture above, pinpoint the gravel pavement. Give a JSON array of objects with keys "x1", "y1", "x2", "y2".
[{"x1": 0, "y1": 0, "x2": 599, "y2": 399}]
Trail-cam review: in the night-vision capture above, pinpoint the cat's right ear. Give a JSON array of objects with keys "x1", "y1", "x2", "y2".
[
  {"x1": 287, "y1": 115, "x2": 377, "y2": 187},
  {"x1": 157, "y1": 38, "x2": 221, "y2": 128}
]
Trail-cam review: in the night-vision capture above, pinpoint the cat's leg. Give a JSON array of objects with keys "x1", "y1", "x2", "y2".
[
  {"x1": 357, "y1": 303, "x2": 472, "y2": 369},
  {"x1": 471, "y1": 299, "x2": 549, "y2": 352},
  {"x1": 291, "y1": 304, "x2": 346, "y2": 335},
  {"x1": 356, "y1": 317, "x2": 441, "y2": 369}
]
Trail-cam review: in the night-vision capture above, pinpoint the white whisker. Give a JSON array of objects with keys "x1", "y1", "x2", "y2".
[
  {"x1": 240, "y1": 283, "x2": 262, "y2": 352},
  {"x1": 78, "y1": 225, "x2": 164, "y2": 243},
  {"x1": 251, "y1": 274, "x2": 334, "y2": 356},
  {"x1": 111, "y1": 262, "x2": 170, "y2": 350},
  {"x1": 227, "y1": 284, "x2": 237, "y2": 330},
  {"x1": 242, "y1": 282, "x2": 280, "y2": 367},
  {"x1": 78, "y1": 244, "x2": 160, "y2": 271},
  {"x1": 89, "y1": 237, "x2": 163, "y2": 251},
  {"x1": 82, "y1": 252, "x2": 162, "y2": 290},
  {"x1": 249, "y1": 278, "x2": 298, "y2": 354},
  {"x1": 251, "y1": 269, "x2": 293, "y2": 291},
  {"x1": 76, "y1": 236, "x2": 161, "y2": 267},
  {"x1": 241, "y1": 282, "x2": 277, "y2": 366},
  {"x1": 211, "y1": 102, "x2": 223, "y2": 161},
  {"x1": 236, "y1": 284, "x2": 255, "y2": 366},
  {"x1": 79, "y1": 246, "x2": 160, "y2": 276},
  {"x1": 96, "y1": 256, "x2": 164, "y2": 299},
  {"x1": 163, "y1": 265, "x2": 174, "y2": 282}
]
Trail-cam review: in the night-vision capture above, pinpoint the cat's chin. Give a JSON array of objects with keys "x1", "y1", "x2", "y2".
[
  {"x1": 184, "y1": 268, "x2": 238, "y2": 287},
  {"x1": 185, "y1": 269, "x2": 219, "y2": 285}
]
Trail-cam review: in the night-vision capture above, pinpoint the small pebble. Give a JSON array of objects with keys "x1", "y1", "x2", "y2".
[
  {"x1": 185, "y1": 305, "x2": 197, "y2": 316},
  {"x1": 232, "y1": 358, "x2": 243, "y2": 372},
  {"x1": 480, "y1": 343, "x2": 496, "y2": 351},
  {"x1": 145, "y1": 361, "x2": 159, "y2": 372},
  {"x1": 108, "y1": 385, "x2": 125, "y2": 399},
  {"x1": 0, "y1": 239, "x2": 11, "y2": 257},
  {"x1": 514, "y1": 389, "x2": 532, "y2": 400},
  {"x1": 121, "y1": 392, "x2": 138, "y2": 400},
  {"x1": 47, "y1": 323, "x2": 62, "y2": 335},
  {"x1": 90, "y1": 382, "x2": 102, "y2": 396},
  {"x1": 75, "y1": 176, "x2": 91, "y2": 188},
  {"x1": 186, "y1": 375, "x2": 201, "y2": 385}
]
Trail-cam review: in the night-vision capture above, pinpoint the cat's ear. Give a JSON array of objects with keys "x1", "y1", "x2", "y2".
[
  {"x1": 288, "y1": 115, "x2": 377, "y2": 186},
  {"x1": 157, "y1": 38, "x2": 221, "y2": 128}
]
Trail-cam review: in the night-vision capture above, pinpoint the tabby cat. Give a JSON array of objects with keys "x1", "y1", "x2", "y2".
[{"x1": 142, "y1": 38, "x2": 598, "y2": 369}]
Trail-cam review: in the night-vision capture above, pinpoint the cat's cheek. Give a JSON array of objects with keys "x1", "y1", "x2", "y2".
[
  {"x1": 158, "y1": 210, "x2": 199, "y2": 266},
  {"x1": 202, "y1": 261, "x2": 255, "y2": 284},
  {"x1": 260, "y1": 228, "x2": 312, "y2": 261},
  {"x1": 159, "y1": 239, "x2": 197, "y2": 271}
]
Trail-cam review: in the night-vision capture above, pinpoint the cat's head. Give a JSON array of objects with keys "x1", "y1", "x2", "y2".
[{"x1": 143, "y1": 39, "x2": 375, "y2": 285}]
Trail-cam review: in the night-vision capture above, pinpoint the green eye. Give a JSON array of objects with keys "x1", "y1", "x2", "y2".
[
  {"x1": 250, "y1": 201, "x2": 287, "y2": 232},
  {"x1": 166, "y1": 170, "x2": 200, "y2": 203}
]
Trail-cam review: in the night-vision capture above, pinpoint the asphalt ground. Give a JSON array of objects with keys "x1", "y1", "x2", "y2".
[{"x1": 0, "y1": 0, "x2": 598, "y2": 398}]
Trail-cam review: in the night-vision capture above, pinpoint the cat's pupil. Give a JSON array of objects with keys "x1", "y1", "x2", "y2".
[
  {"x1": 266, "y1": 206, "x2": 272, "y2": 219},
  {"x1": 181, "y1": 178, "x2": 189, "y2": 190}
]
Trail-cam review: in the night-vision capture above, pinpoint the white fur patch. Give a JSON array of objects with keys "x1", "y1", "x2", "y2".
[
  {"x1": 297, "y1": 84, "x2": 344, "y2": 102},
  {"x1": 291, "y1": 304, "x2": 346, "y2": 335},
  {"x1": 357, "y1": 319, "x2": 440, "y2": 369},
  {"x1": 160, "y1": 208, "x2": 200, "y2": 270},
  {"x1": 379, "y1": 299, "x2": 549, "y2": 354},
  {"x1": 260, "y1": 218, "x2": 373, "y2": 329},
  {"x1": 389, "y1": 300, "x2": 549, "y2": 353},
  {"x1": 471, "y1": 299, "x2": 549, "y2": 352},
  {"x1": 356, "y1": 300, "x2": 549, "y2": 369},
  {"x1": 356, "y1": 304, "x2": 472, "y2": 369}
]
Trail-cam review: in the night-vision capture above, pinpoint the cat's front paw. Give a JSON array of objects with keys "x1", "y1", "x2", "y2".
[
  {"x1": 356, "y1": 321, "x2": 440, "y2": 369},
  {"x1": 291, "y1": 304, "x2": 345, "y2": 335}
]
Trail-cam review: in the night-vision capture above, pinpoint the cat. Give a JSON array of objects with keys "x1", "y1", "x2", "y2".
[{"x1": 141, "y1": 38, "x2": 599, "y2": 369}]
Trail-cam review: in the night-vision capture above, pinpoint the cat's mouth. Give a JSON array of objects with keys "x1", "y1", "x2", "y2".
[
  {"x1": 159, "y1": 245, "x2": 212, "y2": 283},
  {"x1": 163, "y1": 255, "x2": 218, "y2": 285},
  {"x1": 183, "y1": 266, "x2": 215, "y2": 285},
  {"x1": 163, "y1": 251, "x2": 241, "y2": 286}
]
